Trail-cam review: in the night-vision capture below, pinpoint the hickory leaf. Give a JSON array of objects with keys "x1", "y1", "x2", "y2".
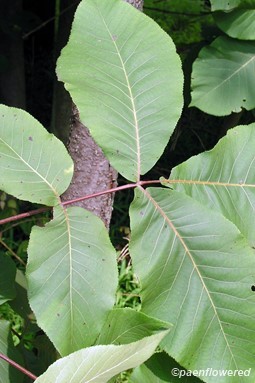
[
  {"x1": 0, "y1": 105, "x2": 73, "y2": 206},
  {"x1": 129, "y1": 187, "x2": 255, "y2": 382},
  {"x1": 27, "y1": 205, "x2": 118, "y2": 356},
  {"x1": 166, "y1": 124, "x2": 255, "y2": 247},
  {"x1": 34, "y1": 330, "x2": 170, "y2": 383},
  {"x1": 190, "y1": 36, "x2": 255, "y2": 116},
  {"x1": 57, "y1": 0, "x2": 183, "y2": 181},
  {"x1": 214, "y1": 9, "x2": 255, "y2": 40}
]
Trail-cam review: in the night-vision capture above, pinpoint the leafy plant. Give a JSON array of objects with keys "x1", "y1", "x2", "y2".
[{"x1": 0, "y1": 0, "x2": 255, "y2": 382}]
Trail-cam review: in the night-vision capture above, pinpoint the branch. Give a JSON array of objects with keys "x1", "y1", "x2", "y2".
[{"x1": 0, "y1": 353, "x2": 37, "y2": 381}]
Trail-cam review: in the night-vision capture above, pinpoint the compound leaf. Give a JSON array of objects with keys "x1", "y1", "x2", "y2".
[
  {"x1": 129, "y1": 187, "x2": 255, "y2": 382},
  {"x1": 57, "y1": 0, "x2": 183, "y2": 181},
  {"x1": 27, "y1": 205, "x2": 118, "y2": 356},
  {"x1": 0, "y1": 105, "x2": 73, "y2": 206}
]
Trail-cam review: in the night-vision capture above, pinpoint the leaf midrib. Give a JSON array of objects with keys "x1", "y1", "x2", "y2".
[
  {"x1": 168, "y1": 179, "x2": 255, "y2": 188},
  {"x1": 97, "y1": 3, "x2": 141, "y2": 181}
]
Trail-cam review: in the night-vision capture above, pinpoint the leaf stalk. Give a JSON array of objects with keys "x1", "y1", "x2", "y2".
[{"x1": 0, "y1": 180, "x2": 161, "y2": 226}]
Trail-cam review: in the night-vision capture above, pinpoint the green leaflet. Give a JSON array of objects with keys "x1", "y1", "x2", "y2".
[
  {"x1": 129, "y1": 187, "x2": 255, "y2": 382},
  {"x1": 166, "y1": 124, "x2": 255, "y2": 247},
  {"x1": 57, "y1": 0, "x2": 183, "y2": 181},
  {"x1": 215, "y1": 9, "x2": 255, "y2": 40},
  {"x1": 34, "y1": 330, "x2": 169, "y2": 383},
  {"x1": 27, "y1": 205, "x2": 118, "y2": 356},
  {"x1": 190, "y1": 36, "x2": 255, "y2": 116},
  {"x1": 0, "y1": 105, "x2": 73, "y2": 206}
]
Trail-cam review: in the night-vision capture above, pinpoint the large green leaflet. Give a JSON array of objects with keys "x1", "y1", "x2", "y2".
[
  {"x1": 34, "y1": 330, "x2": 169, "y2": 383},
  {"x1": 129, "y1": 187, "x2": 255, "y2": 382},
  {"x1": 57, "y1": 0, "x2": 183, "y2": 181},
  {"x1": 0, "y1": 253, "x2": 16, "y2": 305},
  {"x1": 190, "y1": 36, "x2": 255, "y2": 116},
  {"x1": 215, "y1": 9, "x2": 255, "y2": 40},
  {"x1": 167, "y1": 124, "x2": 255, "y2": 247},
  {"x1": 0, "y1": 105, "x2": 73, "y2": 206},
  {"x1": 27, "y1": 205, "x2": 118, "y2": 356}
]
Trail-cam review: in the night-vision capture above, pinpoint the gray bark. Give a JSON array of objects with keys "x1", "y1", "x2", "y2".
[
  {"x1": 61, "y1": 106, "x2": 118, "y2": 228},
  {"x1": 61, "y1": 0, "x2": 144, "y2": 229},
  {"x1": 124, "y1": 0, "x2": 143, "y2": 11}
]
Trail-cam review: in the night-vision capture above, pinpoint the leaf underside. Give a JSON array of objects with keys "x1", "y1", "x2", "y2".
[
  {"x1": 57, "y1": 0, "x2": 183, "y2": 181},
  {"x1": 34, "y1": 330, "x2": 169, "y2": 383},
  {"x1": 215, "y1": 9, "x2": 255, "y2": 40},
  {"x1": 167, "y1": 123, "x2": 255, "y2": 247},
  {"x1": 129, "y1": 187, "x2": 255, "y2": 382},
  {"x1": 190, "y1": 36, "x2": 255, "y2": 116},
  {"x1": 0, "y1": 105, "x2": 73, "y2": 206},
  {"x1": 27, "y1": 205, "x2": 118, "y2": 356}
]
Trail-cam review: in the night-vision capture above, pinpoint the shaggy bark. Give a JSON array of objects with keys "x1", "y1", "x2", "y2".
[
  {"x1": 61, "y1": 0, "x2": 144, "y2": 228},
  {"x1": 61, "y1": 106, "x2": 118, "y2": 228}
]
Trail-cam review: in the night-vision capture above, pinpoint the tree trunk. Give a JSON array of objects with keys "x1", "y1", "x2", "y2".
[{"x1": 60, "y1": 0, "x2": 144, "y2": 228}]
